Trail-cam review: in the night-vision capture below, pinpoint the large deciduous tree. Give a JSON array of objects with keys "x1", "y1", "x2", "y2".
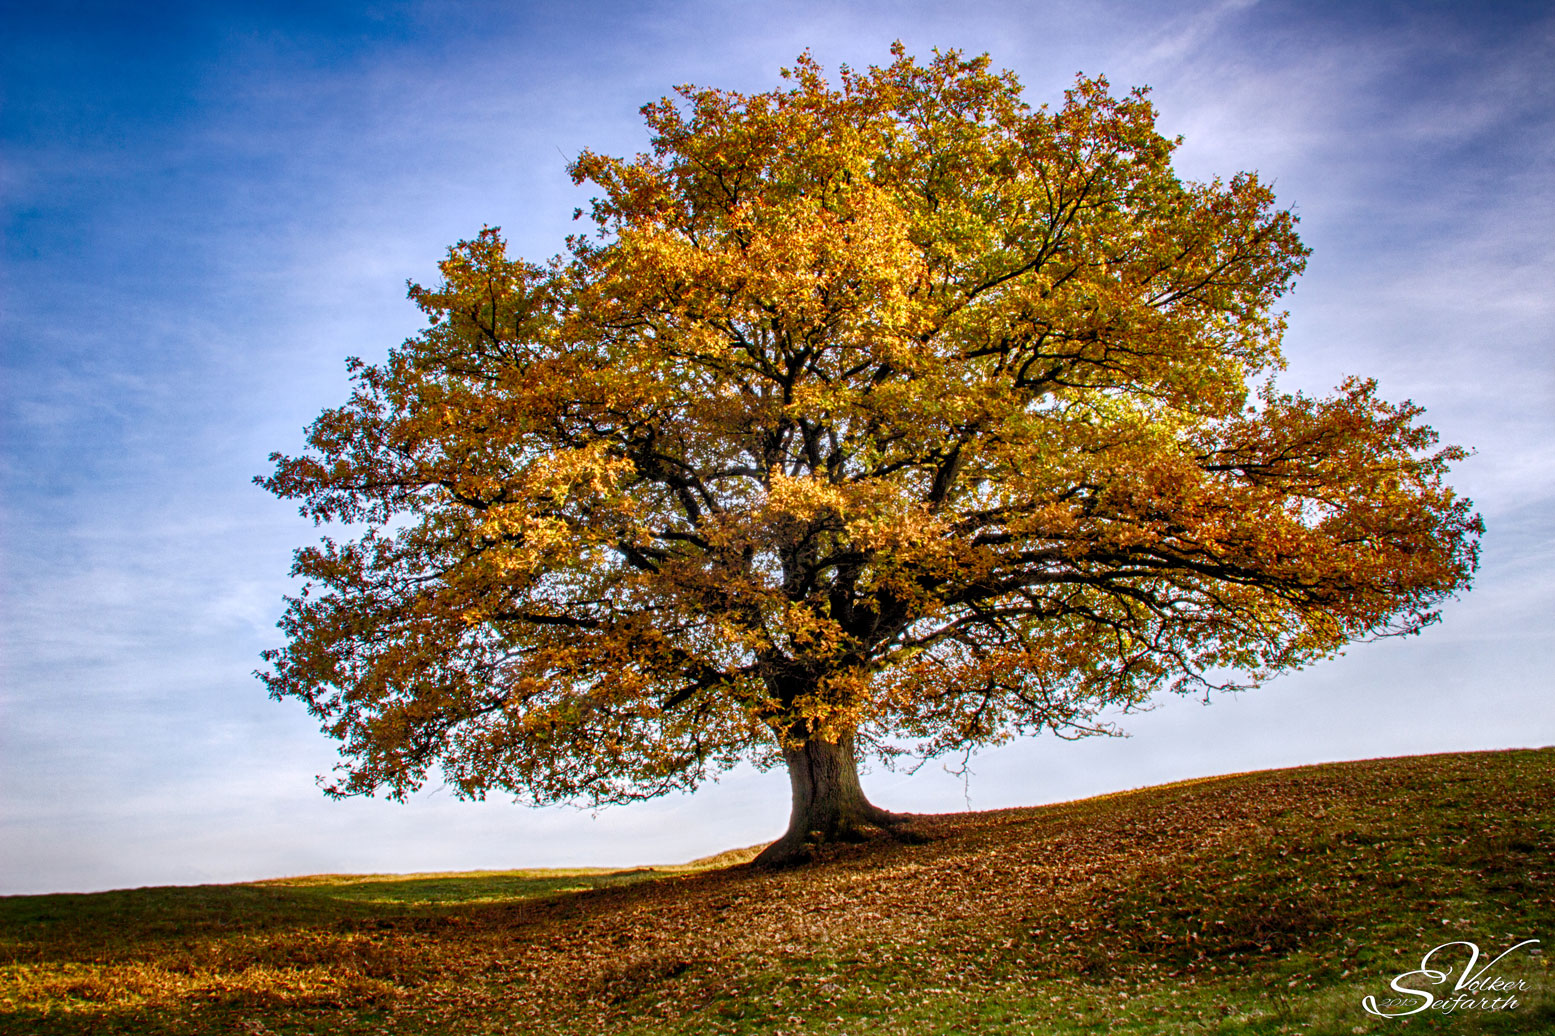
[{"x1": 260, "y1": 48, "x2": 1480, "y2": 865}]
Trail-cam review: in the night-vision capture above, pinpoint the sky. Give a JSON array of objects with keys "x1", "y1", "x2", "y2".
[{"x1": 2, "y1": 0, "x2": 1551, "y2": 896}]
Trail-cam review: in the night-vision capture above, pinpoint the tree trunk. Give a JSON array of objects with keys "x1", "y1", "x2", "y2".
[{"x1": 752, "y1": 734, "x2": 917, "y2": 866}]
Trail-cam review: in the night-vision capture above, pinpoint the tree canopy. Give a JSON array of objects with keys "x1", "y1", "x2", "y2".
[{"x1": 260, "y1": 47, "x2": 1481, "y2": 863}]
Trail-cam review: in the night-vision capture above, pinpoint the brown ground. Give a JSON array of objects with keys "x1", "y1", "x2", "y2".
[{"x1": 3, "y1": 748, "x2": 1551, "y2": 1035}]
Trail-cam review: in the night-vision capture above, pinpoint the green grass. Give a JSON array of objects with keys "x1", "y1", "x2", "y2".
[{"x1": 3, "y1": 749, "x2": 1551, "y2": 1035}]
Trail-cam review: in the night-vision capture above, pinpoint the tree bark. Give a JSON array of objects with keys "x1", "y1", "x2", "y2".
[{"x1": 752, "y1": 734, "x2": 917, "y2": 866}]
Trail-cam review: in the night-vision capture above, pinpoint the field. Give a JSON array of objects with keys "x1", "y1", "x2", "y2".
[{"x1": 3, "y1": 749, "x2": 1551, "y2": 1035}]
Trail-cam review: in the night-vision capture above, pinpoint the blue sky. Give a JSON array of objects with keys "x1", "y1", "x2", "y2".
[{"x1": 3, "y1": 0, "x2": 1551, "y2": 895}]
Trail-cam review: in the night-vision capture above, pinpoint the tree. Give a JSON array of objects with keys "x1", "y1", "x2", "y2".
[{"x1": 259, "y1": 47, "x2": 1481, "y2": 865}]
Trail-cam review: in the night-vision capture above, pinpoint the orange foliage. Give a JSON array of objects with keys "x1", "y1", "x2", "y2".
[{"x1": 259, "y1": 47, "x2": 1479, "y2": 809}]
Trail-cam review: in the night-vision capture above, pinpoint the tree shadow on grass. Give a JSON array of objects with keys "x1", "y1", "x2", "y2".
[{"x1": 0, "y1": 865, "x2": 747, "y2": 1035}]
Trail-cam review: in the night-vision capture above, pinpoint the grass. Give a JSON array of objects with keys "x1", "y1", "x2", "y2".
[{"x1": 2, "y1": 748, "x2": 1551, "y2": 1035}]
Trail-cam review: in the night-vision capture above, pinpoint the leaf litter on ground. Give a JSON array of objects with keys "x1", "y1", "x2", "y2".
[{"x1": 2, "y1": 748, "x2": 1551, "y2": 1035}]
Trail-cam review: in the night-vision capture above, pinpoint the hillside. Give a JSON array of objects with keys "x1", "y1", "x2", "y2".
[{"x1": 3, "y1": 749, "x2": 1551, "y2": 1035}]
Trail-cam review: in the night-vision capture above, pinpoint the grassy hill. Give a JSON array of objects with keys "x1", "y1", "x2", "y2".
[{"x1": 3, "y1": 749, "x2": 1551, "y2": 1035}]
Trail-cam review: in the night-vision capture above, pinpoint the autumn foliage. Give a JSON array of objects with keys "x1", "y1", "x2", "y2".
[{"x1": 259, "y1": 47, "x2": 1480, "y2": 861}]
